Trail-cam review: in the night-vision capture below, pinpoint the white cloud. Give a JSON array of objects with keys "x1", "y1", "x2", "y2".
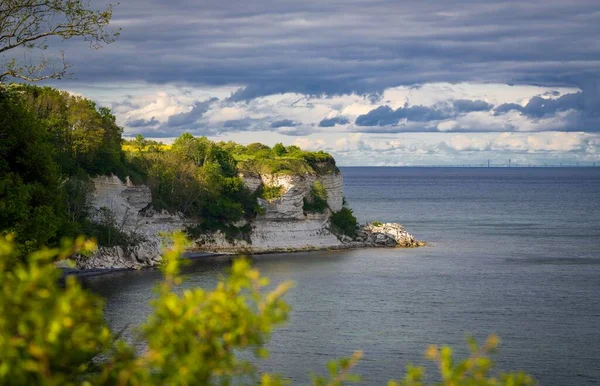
[
  {"x1": 492, "y1": 132, "x2": 586, "y2": 153},
  {"x1": 293, "y1": 138, "x2": 328, "y2": 151},
  {"x1": 62, "y1": 81, "x2": 600, "y2": 165},
  {"x1": 444, "y1": 135, "x2": 490, "y2": 151}
]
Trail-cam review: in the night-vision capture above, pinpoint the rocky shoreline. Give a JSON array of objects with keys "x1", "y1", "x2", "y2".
[
  {"x1": 73, "y1": 222, "x2": 424, "y2": 270},
  {"x1": 73, "y1": 174, "x2": 424, "y2": 270}
]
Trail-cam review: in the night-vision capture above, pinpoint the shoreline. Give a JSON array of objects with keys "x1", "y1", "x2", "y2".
[
  {"x1": 63, "y1": 241, "x2": 426, "y2": 278},
  {"x1": 189, "y1": 239, "x2": 426, "y2": 255}
]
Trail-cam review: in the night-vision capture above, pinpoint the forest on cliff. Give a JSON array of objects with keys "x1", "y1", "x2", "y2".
[{"x1": 0, "y1": 84, "x2": 345, "y2": 253}]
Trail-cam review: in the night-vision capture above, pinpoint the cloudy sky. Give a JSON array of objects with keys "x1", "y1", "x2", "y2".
[{"x1": 53, "y1": 0, "x2": 600, "y2": 165}]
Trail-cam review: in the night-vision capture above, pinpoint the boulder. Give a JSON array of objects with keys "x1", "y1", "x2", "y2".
[{"x1": 358, "y1": 222, "x2": 423, "y2": 248}]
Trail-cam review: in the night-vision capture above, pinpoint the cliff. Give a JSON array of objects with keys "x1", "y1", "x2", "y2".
[
  {"x1": 77, "y1": 171, "x2": 422, "y2": 269},
  {"x1": 75, "y1": 175, "x2": 186, "y2": 269},
  {"x1": 194, "y1": 172, "x2": 344, "y2": 253}
]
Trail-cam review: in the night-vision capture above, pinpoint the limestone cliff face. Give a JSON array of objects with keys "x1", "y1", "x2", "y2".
[
  {"x1": 89, "y1": 175, "x2": 186, "y2": 238},
  {"x1": 243, "y1": 171, "x2": 343, "y2": 218},
  {"x1": 194, "y1": 171, "x2": 345, "y2": 252},
  {"x1": 77, "y1": 176, "x2": 185, "y2": 269},
  {"x1": 80, "y1": 171, "x2": 421, "y2": 269}
]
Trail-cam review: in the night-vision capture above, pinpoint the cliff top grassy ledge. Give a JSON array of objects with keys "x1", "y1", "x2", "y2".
[{"x1": 124, "y1": 135, "x2": 339, "y2": 177}]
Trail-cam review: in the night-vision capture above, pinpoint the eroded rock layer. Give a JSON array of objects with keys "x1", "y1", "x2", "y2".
[{"x1": 78, "y1": 171, "x2": 422, "y2": 269}]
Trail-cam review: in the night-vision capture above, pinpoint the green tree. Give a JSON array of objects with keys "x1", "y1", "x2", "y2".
[
  {"x1": 330, "y1": 207, "x2": 358, "y2": 238},
  {"x1": 14, "y1": 84, "x2": 126, "y2": 175},
  {"x1": 134, "y1": 134, "x2": 147, "y2": 153},
  {"x1": 273, "y1": 143, "x2": 287, "y2": 157},
  {"x1": 0, "y1": 89, "x2": 67, "y2": 252},
  {"x1": 0, "y1": 0, "x2": 119, "y2": 82}
]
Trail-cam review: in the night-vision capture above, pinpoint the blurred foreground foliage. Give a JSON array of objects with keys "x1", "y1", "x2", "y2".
[{"x1": 0, "y1": 233, "x2": 536, "y2": 386}]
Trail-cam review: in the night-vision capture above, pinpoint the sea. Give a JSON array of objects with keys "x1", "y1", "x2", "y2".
[{"x1": 84, "y1": 167, "x2": 600, "y2": 385}]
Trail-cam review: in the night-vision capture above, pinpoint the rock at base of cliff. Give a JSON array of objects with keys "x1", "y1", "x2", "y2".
[
  {"x1": 355, "y1": 222, "x2": 424, "y2": 248},
  {"x1": 74, "y1": 241, "x2": 163, "y2": 270}
]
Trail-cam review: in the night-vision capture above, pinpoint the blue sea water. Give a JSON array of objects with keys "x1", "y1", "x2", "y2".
[{"x1": 85, "y1": 167, "x2": 600, "y2": 385}]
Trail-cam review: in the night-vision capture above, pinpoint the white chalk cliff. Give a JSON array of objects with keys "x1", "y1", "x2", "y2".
[
  {"x1": 195, "y1": 172, "x2": 345, "y2": 253},
  {"x1": 77, "y1": 171, "x2": 422, "y2": 269}
]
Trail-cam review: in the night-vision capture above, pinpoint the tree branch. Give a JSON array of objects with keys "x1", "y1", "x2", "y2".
[{"x1": 0, "y1": 0, "x2": 119, "y2": 82}]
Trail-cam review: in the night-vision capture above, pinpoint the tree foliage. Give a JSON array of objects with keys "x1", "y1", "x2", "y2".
[
  {"x1": 15, "y1": 84, "x2": 126, "y2": 175},
  {"x1": 273, "y1": 142, "x2": 287, "y2": 157},
  {"x1": 0, "y1": 88, "x2": 66, "y2": 251},
  {"x1": 0, "y1": 85, "x2": 134, "y2": 252},
  {"x1": 303, "y1": 181, "x2": 329, "y2": 214},
  {"x1": 0, "y1": 233, "x2": 536, "y2": 386},
  {"x1": 330, "y1": 207, "x2": 358, "y2": 238},
  {"x1": 258, "y1": 184, "x2": 284, "y2": 202},
  {"x1": 0, "y1": 0, "x2": 119, "y2": 82}
]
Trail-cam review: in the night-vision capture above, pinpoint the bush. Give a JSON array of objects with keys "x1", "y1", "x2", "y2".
[
  {"x1": 330, "y1": 207, "x2": 358, "y2": 238},
  {"x1": 303, "y1": 181, "x2": 329, "y2": 214},
  {"x1": 237, "y1": 158, "x2": 313, "y2": 176},
  {"x1": 372, "y1": 221, "x2": 383, "y2": 227},
  {"x1": 272, "y1": 143, "x2": 287, "y2": 156},
  {"x1": 0, "y1": 233, "x2": 537, "y2": 386},
  {"x1": 258, "y1": 184, "x2": 284, "y2": 202}
]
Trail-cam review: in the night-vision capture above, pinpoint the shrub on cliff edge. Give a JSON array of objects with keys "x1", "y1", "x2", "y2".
[{"x1": 330, "y1": 207, "x2": 358, "y2": 238}]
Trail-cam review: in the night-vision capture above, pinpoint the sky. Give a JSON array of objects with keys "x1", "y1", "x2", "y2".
[{"x1": 50, "y1": 0, "x2": 600, "y2": 166}]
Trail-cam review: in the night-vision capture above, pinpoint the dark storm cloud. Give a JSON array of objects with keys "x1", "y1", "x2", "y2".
[
  {"x1": 495, "y1": 93, "x2": 584, "y2": 117},
  {"x1": 223, "y1": 119, "x2": 255, "y2": 129},
  {"x1": 125, "y1": 117, "x2": 159, "y2": 128},
  {"x1": 319, "y1": 116, "x2": 350, "y2": 127},
  {"x1": 494, "y1": 81, "x2": 600, "y2": 131},
  {"x1": 356, "y1": 106, "x2": 401, "y2": 127},
  {"x1": 53, "y1": 0, "x2": 599, "y2": 101},
  {"x1": 355, "y1": 104, "x2": 455, "y2": 126},
  {"x1": 165, "y1": 97, "x2": 218, "y2": 128},
  {"x1": 270, "y1": 119, "x2": 298, "y2": 128},
  {"x1": 452, "y1": 99, "x2": 493, "y2": 113}
]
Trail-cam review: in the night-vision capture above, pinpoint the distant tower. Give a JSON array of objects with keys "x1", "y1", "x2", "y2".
[
  {"x1": 488, "y1": 159, "x2": 490, "y2": 168},
  {"x1": 508, "y1": 159, "x2": 511, "y2": 167}
]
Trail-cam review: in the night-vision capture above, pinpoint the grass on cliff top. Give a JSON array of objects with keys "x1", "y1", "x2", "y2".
[
  {"x1": 235, "y1": 144, "x2": 339, "y2": 176},
  {"x1": 124, "y1": 136, "x2": 339, "y2": 176}
]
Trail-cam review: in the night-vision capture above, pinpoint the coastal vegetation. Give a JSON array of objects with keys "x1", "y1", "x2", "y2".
[
  {"x1": 331, "y1": 207, "x2": 359, "y2": 238},
  {"x1": 303, "y1": 181, "x2": 329, "y2": 214},
  {"x1": 123, "y1": 134, "x2": 345, "y2": 237},
  {"x1": 0, "y1": 84, "x2": 132, "y2": 253},
  {"x1": 0, "y1": 233, "x2": 536, "y2": 385},
  {"x1": 0, "y1": 84, "x2": 349, "y2": 253},
  {"x1": 258, "y1": 184, "x2": 285, "y2": 202}
]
